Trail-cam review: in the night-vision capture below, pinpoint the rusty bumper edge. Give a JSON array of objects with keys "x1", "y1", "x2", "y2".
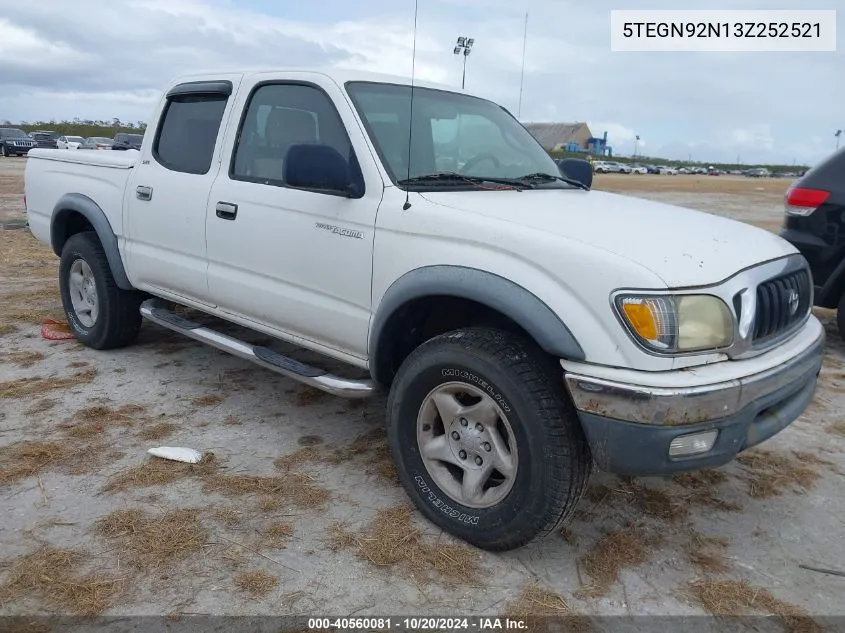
[{"x1": 564, "y1": 329, "x2": 825, "y2": 426}]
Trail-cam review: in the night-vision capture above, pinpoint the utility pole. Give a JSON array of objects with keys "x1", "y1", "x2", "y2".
[
  {"x1": 453, "y1": 36, "x2": 475, "y2": 89},
  {"x1": 633, "y1": 135, "x2": 640, "y2": 164},
  {"x1": 517, "y1": 12, "x2": 528, "y2": 119}
]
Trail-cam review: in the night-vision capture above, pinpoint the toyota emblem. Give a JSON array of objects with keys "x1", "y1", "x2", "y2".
[{"x1": 787, "y1": 289, "x2": 800, "y2": 315}]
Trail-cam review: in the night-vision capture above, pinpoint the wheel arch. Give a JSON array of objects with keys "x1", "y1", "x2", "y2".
[
  {"x1": 50, "y1": 193, "x2": 132, "y2": 290},
  {"x1": 369, "y1": 265, "x2": 585, "y2": 386}
]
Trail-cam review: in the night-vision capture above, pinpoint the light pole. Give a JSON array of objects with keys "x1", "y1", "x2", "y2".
[
  {"x1": 453, "y1": 36, "x2": 474, "y2": 89},
  {"x1": 633, "y1": 135, "x2": 640, "y2": 164},
  {"x1": 837, "y1": 129, "x2": 842, "y2": 150}
]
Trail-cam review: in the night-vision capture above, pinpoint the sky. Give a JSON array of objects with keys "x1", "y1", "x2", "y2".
[{"x1": 0, "y1": 0, "x2": 841, "y2": 165}]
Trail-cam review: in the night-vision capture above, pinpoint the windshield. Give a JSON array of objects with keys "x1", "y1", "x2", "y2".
[
  {"x1": 93, "y1": 138, "x2": 112, "y2": 144},
  {"x1": 125, "y1": 134, "x2": 142, "y2": 143},
  {"x1": 2, "y1": 129, "x2": 29, "y2": 139},
  {"x1": 346, "y1": 82, "x2": 561, "y2": 187},
  {"x1": 67, "y1": 136, "x2": 84, "y2": 143}
]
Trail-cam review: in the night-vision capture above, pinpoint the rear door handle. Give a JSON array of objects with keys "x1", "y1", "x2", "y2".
[
  {"x1": 136, "y1": 186, "x2": 152, "y2": 201},
  {"x1": 216, "y1": 201, "x2": 238, "y2": 221}
]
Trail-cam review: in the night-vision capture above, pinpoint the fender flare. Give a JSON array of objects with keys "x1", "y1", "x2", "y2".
[
  {"x1": 369, "y1": 265, "x2": 585, "y2": 383},
  {"x1": 50, "y1": 193, "x2": 133, "y2": 290}
]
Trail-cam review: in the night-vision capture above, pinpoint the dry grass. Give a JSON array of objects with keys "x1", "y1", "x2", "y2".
[
  {"x1": 213, "y1": 508, "x2": 244, "y2": 527},
  {"x1": 578, "y1": 525, "x2": 656, "y2": 597},
  {"x1": 583, "y1": 480, "x2": 686, "y2": 521},
  {"x1": 327, "y1": 505, "x2": 480, "y2": 585},
  {"x1": 593, "y1": 173, "x2": 790, "y2": 195},
  {"x1": 688, "y1": 579, "x2": 821, "y2": 633},
  {"x1": 686, "y1": 531, "x2": 731, "y2": 574},
  {"x1": 0, "y1": 323, "x2": 19, "y2": 337},
  {"x1": 736, "y1": 450, "x2": 821, "y2": 498},
  {"x1": 96, "y1": 508, "x2": 206, "y2": 568},
  {"x1": 827, "y1": 421, "x2": 845, "y2": 437},
  {"x1": 258, "y1": 497, "x2": 283, "y2": 512},
  {"x1": 2, "y1": 350, "x2": 45, "y2": 368},
  {"x1": 191, "y1": 394, "x2": 224, "y2": 407},
  {"x1": 0, "y1": 286, "x2": 63, "y2": 322},
  {"x1": 274, "y1": 429, "x2": 399, "y2": 484},
  {"x1": 0, "y1": 230, "x2": 57, "y2": 277},
  {"x1": 671, "y1": 470, "x2": 742, "y2": 512},
  {"x1": 23, "y1": 398, "x2": 56, "y2": 415},
  {"x1": 0, "y1": 547, "x2": 122, "y2": 615},
  {"x1": 294, "y1": 386, "x2": 326, "y2": 406},
  {"x1": 263, "y1": 522, "x2": 293, "y2": 548},
  {"x1": 203, "y1": 472, "x2": 329, "y2": 508},
  {"x1": 0, "y1": 369, "x2": 97, "y2": 399},
  {"x1": 0, "y1": 441, "x2": 65, "y2": 486},
  {"x1": 103, "y1": 453, "x2": 217, "y2": 492},
  {"x1": 503, "y1": 583, "x2": 593, "y2": 632},
  {"x1": 136, "y1": 421, "x2": 178, "y2": 442},
  {"x1": 274, "y1": 447, "x2": 321, "y2": 471},
  {"x1": 61, "y1": 405, "x2": 135, "y2": 439},
  {"x1": 234, "y1": 570, "x2": 278, "y2": 597}
]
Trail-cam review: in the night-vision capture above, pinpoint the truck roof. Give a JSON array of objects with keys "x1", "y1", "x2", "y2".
[{"x1": 165, "y1": 67, "x2": 462, "y2": 94}]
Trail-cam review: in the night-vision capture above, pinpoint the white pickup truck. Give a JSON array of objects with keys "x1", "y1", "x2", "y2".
[{"x1": 24, "y1": 69, "x2": 823, "y2": 551}]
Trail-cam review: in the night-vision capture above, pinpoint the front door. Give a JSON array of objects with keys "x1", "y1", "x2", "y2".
[{"x1": 205, "y1": 78, "x2": 383, "y2": 359}]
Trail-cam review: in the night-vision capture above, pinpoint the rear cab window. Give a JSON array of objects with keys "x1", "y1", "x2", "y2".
[{"x1": 152, "y1": 80, "x2": 233, "y2": 175}]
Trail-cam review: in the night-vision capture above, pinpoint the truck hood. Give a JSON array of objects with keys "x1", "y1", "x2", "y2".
[{"x1": 420, "y1": 188, "x2": 797, "y2": 288}]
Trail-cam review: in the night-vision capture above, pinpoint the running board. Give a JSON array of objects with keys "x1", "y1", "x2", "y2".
[{"x1": 140, "y1": 299, "x2": 375, "y2": 398}]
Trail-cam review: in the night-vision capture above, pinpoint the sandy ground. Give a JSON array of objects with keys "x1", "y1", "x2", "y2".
[{"x1": 1, "y1": 158, "x2": 844, "y2": 627}]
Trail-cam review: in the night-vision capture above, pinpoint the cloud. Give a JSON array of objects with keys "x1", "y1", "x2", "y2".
[{"x1": 0, "y1": 0, "x2": 841, "y2": 165}]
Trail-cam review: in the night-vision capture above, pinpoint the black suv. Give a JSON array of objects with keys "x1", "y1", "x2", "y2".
[
  {"x1": 112, "y1": 133, "x2": 143, "y2": 150},
  {"x1": 30, "y1": 131, "x2": 59, "y2": 149},
  {"x1": 780, "y1": 147, "x2": 845, "y2": 334},
  {"x1": 0, "y1": 128, "x2": 38, "y2": 156}
]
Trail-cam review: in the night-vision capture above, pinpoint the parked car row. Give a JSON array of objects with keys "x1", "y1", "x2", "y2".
[{"x1": 0, "y1": 128, "x2": 143, "y2": 157}]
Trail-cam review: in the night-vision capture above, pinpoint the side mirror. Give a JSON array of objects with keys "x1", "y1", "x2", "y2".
[
  {"x1": 557, "y1": 158, "x2": 593, "y2": 189},
  {"x1": 285, "y1": 144, "x2": 361, "y2": 198}
]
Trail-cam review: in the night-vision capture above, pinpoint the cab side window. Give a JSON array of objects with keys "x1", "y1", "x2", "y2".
[
  {"x1": 153, "y1": 94, "x2": 228, "y2": 175},
  {"x1": 231, "y1": 83, "x2": 363, "y2": 195}
]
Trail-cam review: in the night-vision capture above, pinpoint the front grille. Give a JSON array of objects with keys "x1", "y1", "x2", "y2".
[{"x1": 752, "y1": 269, "x2": 811, "y2": 341}]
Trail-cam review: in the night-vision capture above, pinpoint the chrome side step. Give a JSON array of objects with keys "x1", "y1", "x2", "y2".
[{"x1": 140, "y1": 299, "x2": 375, "y2": 399}]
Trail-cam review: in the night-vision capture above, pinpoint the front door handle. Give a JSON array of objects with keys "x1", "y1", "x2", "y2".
[
  {"x1": 136, "y1": 185, "x2": 152, "y2": 201},
  {"x1": 216, "y1": 201, "x2": 238, "y2": 221}
]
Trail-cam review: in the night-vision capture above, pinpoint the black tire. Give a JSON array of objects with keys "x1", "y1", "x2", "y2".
[
  {"x1": 387, "y1": 327, "x2": 592, "y2": 551},
  {"x1": 837, "y1": 293, "x2": 845, "y2": 340},
  {"x1": 59, "y1": 231, "x2": 143, "y2": 349}
]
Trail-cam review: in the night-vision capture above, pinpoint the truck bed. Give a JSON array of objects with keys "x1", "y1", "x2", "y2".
[{"x1": 24, "y1": 148, "x2": 138, "y2": 250}]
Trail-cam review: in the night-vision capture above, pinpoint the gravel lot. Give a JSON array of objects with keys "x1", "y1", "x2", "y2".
[{"x1": 1, "y1": 157, "x2": 843, "y2": 627}]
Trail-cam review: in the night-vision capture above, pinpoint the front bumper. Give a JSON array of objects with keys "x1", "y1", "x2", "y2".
[{"x1": 563, "y1": 320, "x2": 824, "y2": 476}]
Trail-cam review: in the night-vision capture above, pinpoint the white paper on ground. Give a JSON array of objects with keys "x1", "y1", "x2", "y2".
[{"x1": 147, "y1": 446, "x2": 203, "y2": 464}]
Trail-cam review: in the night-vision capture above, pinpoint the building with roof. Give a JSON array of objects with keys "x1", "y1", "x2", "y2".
[{"x1": 523, "y1": 122, "x2": 612, "y2": 156}]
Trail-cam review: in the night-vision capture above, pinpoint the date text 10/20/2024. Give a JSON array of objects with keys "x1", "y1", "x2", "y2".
[{"x1": 308, "y1": 617, "x2": 528, "y2": 630}]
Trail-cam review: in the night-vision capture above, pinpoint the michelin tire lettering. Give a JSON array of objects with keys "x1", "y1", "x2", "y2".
[
  {"x1": 441, "y1": 368, "x2": 511, "y2": 413},
  {"x1": 414, "y1": 474, "x2": 479, "y2": 525}
]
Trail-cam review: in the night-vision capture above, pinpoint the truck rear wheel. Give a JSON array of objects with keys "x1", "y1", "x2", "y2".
[
  {"x1": 59, "y1": 232, "x2": 143, "y2": 349},
  {"x1": 387, "y1": 327, "x2": 592, "y2": 551}
]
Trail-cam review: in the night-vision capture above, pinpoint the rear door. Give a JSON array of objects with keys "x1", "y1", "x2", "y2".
[{"x1": 124, "y1": 75, "x2": 242, "y2": 304}]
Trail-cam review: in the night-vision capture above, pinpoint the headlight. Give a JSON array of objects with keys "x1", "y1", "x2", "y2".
[{"x1": 615, "y1": 294, "x2": 733, "y2": 353}]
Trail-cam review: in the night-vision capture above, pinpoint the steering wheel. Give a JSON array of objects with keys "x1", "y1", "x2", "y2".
[{"x1": 460, "y1": 153, "x2": 501, "y2": 174}]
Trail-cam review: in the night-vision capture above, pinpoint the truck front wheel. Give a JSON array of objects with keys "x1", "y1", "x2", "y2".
[
  {"x1": 387, "y1": 327, "x2": 592, "y2": 551},
  {"x1": 59, "y1": 232, "x2": 143, "y2": 350}
]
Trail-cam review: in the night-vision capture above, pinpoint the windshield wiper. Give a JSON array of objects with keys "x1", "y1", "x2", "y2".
[
  {"x1": 397, "y1": 173, "x2": 524, "y2": 190},
  {"x1": 517, "y1": 172, "x2": 590, "y2": 191}
]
